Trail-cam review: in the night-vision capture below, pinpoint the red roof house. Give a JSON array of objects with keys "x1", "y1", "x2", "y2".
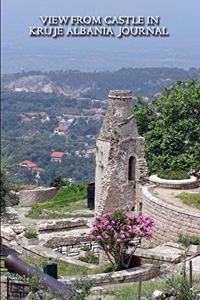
[
  {"x1": 17, "y1": 161, "x2": 45, "y2": 180},
  {"x1": 17, "y1": 160, "x2": 38, "y2": 169},
  {"x1": 54, "y1": 125, "x2": 69, "y2": 136},
  {"x1": 51, "y1": 151, "x2": 65, "y2": 163}
]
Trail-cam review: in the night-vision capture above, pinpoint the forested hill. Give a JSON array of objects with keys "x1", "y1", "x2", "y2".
[
  {"x1": 1, "y1": 67, "x2": 200, "y2": 185},
  {"x1": 2, "y1": 67, "x2": 200, "y2": 99}
]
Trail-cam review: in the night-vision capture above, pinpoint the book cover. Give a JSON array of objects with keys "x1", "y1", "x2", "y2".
[{"x1": 1, "y1": 1, "x2": 200, "y2": 299}]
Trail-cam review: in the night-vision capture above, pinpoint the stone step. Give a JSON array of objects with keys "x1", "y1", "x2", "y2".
[{"x1": 135, "y1": 245, "x2": 183, "y2": 263}]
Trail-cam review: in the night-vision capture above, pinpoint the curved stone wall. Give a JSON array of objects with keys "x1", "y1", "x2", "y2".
[
  {"x1": 17, "y1": 187, "x2": 57, "y2": 207},
  {"x1": 149, "y1": 175, "x2": 199, "y2": 189},
  {"x1": 142, "y1": 186, "x2": 200, "y2": 245}
]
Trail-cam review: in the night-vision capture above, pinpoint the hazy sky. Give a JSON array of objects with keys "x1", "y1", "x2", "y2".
[{"x1": 2, "y1": 0, "x2": 200, "y2": 72}]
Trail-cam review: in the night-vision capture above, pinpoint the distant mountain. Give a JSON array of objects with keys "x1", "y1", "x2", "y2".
[{"x1": 2, "y1": 67, "x2": 200, "y2": 99}]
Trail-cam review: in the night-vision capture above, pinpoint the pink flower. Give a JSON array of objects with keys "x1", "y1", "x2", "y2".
[
  {"x1": 90, "y1": 209, "x2": 155, "y2": 268},
  {"x1": 89, "y1": 234, "x2": 96, "y2": 240},
  {"x1": 102, "y1": 232, "x2": 109, "y2": 239}
]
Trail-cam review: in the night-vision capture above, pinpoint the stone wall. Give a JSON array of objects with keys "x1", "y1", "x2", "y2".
[
  {"x1": 41, "y1": 209, "x2": 94, "y2": 218},
  {"x1": 61, "y1": 264, "x2": 160, "y2": 286},
  {"x1": 142, "y1": 187, "x2": 200, "y2": 245},
  {"x1": 44, "y1": 234, "x2": 89, "y2": 249},
  {"x1": 17, "y1": 187, "x2": 57, "y2": 207},
  {"x1": 37, "y1": 219, "x2": 88, "y2": 232},
  {"x1": 149, "y1": 175, "x2": 199, "y2": 189}
]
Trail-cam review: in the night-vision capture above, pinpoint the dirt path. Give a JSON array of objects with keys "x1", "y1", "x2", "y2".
[
  {"x1": 14, "y1": 207, "x2": 40, "y2": 226},
  {"x1": 150, "y1": 186, "x2": 200, "y2": 214}
]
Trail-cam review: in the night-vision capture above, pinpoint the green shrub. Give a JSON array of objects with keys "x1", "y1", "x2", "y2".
[
  {"x1": 134, "y1": 80, "x2": 200, "y2": 176},
  {"x1": 69, "y1": 276, "x2": 95, "y2": 300},
  {"x1": 166, "y1": 276, "x2": 198, "y2": 300},
  {"x1": 80, "y1": 245, "x2": 91, "y2": 251},
  {"x1": 24, "y1": 227, "x2": 38, "y2": 239},
  {"x1": 50, "y1": 176, "x2": 69, "y2": 190},
  {"x1": 0, "y1": 161, "x2": 19, "y2": 215},
  {"x1": 79, "y1": 254, "x2": 99, "y2": 265},
  {"x1": 178, "y1": 234, "x2": 200, "y2": 246},
  {"x1": 188, "y1": 237, "x2": 200, "y2": 245}
]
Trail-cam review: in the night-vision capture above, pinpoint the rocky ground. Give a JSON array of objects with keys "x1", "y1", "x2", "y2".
[{"x1": 1, "y1": 201, "x2": 200, "y2": 300}]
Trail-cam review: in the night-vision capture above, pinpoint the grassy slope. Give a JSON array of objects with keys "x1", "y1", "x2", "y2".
[
  {"x1": 177, "y1": 192, "x2": 200, "y2": 209},
  {"x1": 22, "y1": 255, "x2": 112, "y2": 276},
  {"x1": 22, "y1": 256, "x2": 88, "y2": 276},
  {"x1": 28, "y1": 183, "x2": 87, "y2": 219}
]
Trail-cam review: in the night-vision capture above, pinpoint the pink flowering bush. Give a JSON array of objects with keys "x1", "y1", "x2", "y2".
[{"x1": 90, "y1": 209, "x2": 155, "y2": 270}]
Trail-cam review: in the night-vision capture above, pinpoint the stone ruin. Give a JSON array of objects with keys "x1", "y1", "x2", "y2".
[{"x1": 95, "y1": 90, "x2": 147, "y2": 214}]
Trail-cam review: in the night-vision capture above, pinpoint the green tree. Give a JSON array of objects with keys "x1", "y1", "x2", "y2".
[
  {"x1": 50, "y1": 176, "x2": 69, "y2": 190},
  {"x1": 134, "y1": 80, "x2": 200, "y2": 177},
  {"x1": 0, "y1": 159, "x2": 18, "y2": 214}
]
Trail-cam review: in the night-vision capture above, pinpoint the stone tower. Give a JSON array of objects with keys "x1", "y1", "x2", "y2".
[{"x1": 95, "y1": 90, "x2": 147, "y2": 215}]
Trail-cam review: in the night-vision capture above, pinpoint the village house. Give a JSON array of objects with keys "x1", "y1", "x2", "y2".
[
  {"x1": 57, "y1": 115, "x2": 74, "y2": 126},
  {"x1": 82, "y1": 148, "x2": 96, "y2": 158},
  {"x1": 17, "y1": 160, "x2": 38, "y2": 170},
  {"x1": 51, "y1": 151, "x2": 65, "y2": 163},
  {"x1": 19, "y1": 112, "x2": 38, "y2": 123},
  {"x1": 53, "y1": 125, "x2": 69, "y2": 136},
  {"x1": 64, "y1": 151, "x2": 71, "y2": 156},
  {"x1": 86, "y1": 148, "x2": 96, "y2": 156},
  {"x1": 16, "y1": 160, "x2": 45, "y2": 177},
  {"x1": 15, "y1": 87, "x2": 29, "y2": 92},
  {"x1": 66, "y1": 118, "x2": 74, "y2": 126},
  {"x1": 19, "y1": 112, "x2": 50, "y2": 124},
  {"x1": 40, "y1": 112, "x2": 50, "y2": 123},
  {"x1": 75, "y1": 150, "x2": 82, "y2": 157}
]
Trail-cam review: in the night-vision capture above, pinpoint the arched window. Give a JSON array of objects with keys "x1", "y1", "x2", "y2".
[{"x1": 128, "y1": 156, "x2": 136, "y2": 181}]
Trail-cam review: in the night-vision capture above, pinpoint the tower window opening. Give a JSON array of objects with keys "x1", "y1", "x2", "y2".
[
  {"x1": 128, "y1": 156, "x2": 136, "y2": 181},
  {"x1": 139, "y1": 202, "x2": 143, "y2": 214}
]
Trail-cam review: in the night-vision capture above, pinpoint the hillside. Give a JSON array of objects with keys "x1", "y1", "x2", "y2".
[
  {"x1": 1, "y1": 67, "x2": 200, "y2": 185},
  {"x1": 3, "y1": 68, "x2": 200, "y2": 99}
]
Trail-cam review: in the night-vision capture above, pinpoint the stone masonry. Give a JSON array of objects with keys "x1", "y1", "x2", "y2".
[
  {"x1": 17, "y1": 187, "x2": 57, "y2": 207},
  {"x1": 95, "y1": 90, "x2": 147, "y2": 214},
  {"x1": 142, "y1": 187, "x2": 200, "y2": 245}
]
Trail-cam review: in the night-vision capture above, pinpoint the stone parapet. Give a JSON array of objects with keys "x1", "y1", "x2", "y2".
[
  {"x1": 149, "y1": 175, "x2": 199, "y2": 189},
  {"x1": 142, "y1": 187, "x2": 200, "y2": 245}
]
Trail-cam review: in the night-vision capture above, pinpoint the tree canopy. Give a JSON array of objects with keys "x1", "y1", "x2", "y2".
[
  {"x1": 0, "y1": 159, "x2": 18, "y2": 214},
  {"x1": 134, "y1": 80, "x2": 200, "y2": 178}
]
